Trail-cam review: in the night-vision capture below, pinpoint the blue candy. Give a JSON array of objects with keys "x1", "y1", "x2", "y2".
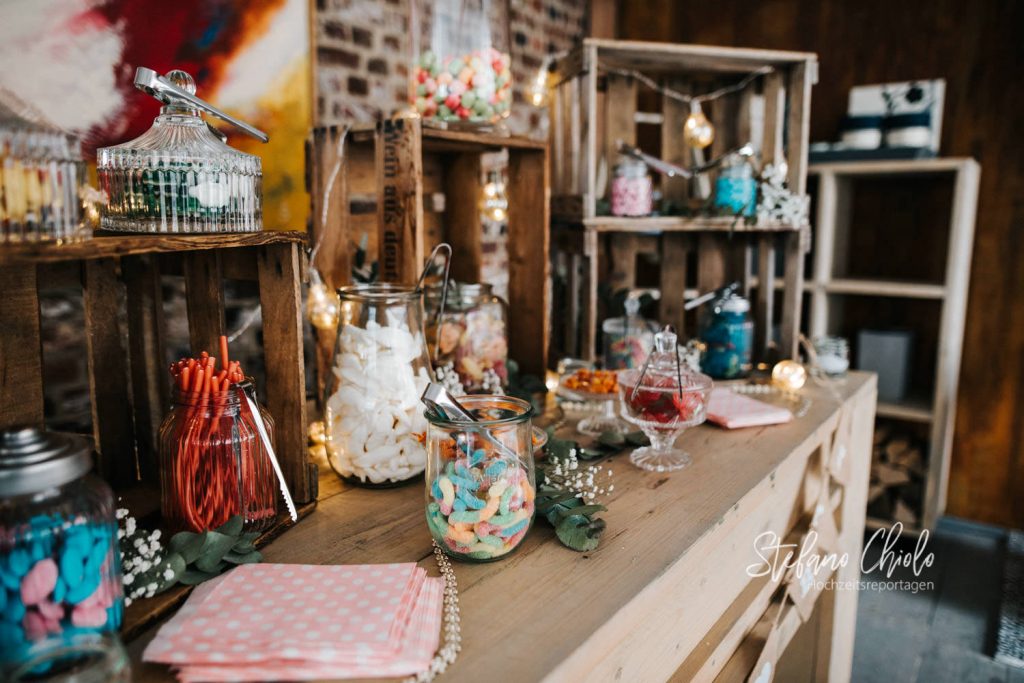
[
  {"x1": 469, "y1": 449, "x2": 486, "y2": 466},
  {"x1": 53, "y1": 577, "x2": 66, "y2": 603},
  {"x1": 66, "y1": 571, "x2": 100, "y2": 605},
  {"x1": 431, "y1": 478, "x2": 444, "y2": 501},
  {"x1": 457, "y1": 489, "x2": 486, "y2": 510},
  {"x1": 485, "y1": 460, "x2": 508, "y2": 479},
  {"x1": 60, "y1": 546, "x2": 85, "y2": 588},
  {"x1": 453, "y1": 499, "x2": 467, "y2": 512},
  {"x1": 3, "y1": 593, "x2": 25, "y2": 622},
  {"x1": 7, "y1": 548, "x2": 30, "y2": 577},
  {"x1": 498, "y1": 518, "x2": 529, "y2": 538},
  {"x1": 448, "y1": 474, "x2": 478, "y2": 491}
]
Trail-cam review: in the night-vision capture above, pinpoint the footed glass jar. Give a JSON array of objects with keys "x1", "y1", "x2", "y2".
[
  {"x1": 0, "y1": 428, "x2": 124, "y2": 676},
  {"x1": 325, "y1": 284, "x2": 434, "y2": 486},
  {"x1": 425, "y1": 282, "x2": 509, "y2": 394},
  {"x1": 158, "y1": 382, "x2": 278, "y2": 534},
  {"x1": 425, "y1": 396, "x2": 535, "y2": 562},
  {"x1": 410, "y1": 0, "x2": 513, "y2": 127}
]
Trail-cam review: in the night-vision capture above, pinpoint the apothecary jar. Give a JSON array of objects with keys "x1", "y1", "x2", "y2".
[
  {"x1": 0, "y1": 427, "x2": 124, "y2": 676},
  {"x1": 425, "y1": 396, "x2": 535, "y2": 562},
  {"x1": 325, "y1": 284, "x2": 434, "y2": 487},
  {"x1": 409, "y1": 0, "x2": 513, "y2": 127},
  {"x1": 425, "y1": 281, "x2": 509, "y2": 394}
]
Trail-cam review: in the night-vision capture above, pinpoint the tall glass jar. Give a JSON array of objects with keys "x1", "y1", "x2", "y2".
[
  {"x1": 425, "y1": 282, "x2": 509, "y2": 394},
  {"x1": 0, "y1": 428, "x2": 123, "y2": 675},
  {"x1": 158, "y1": 382, "x2": 278, "y2": 533},
  {"x1": 699, "y1": 292, "x2": 754, "y2": 379},
  {"x1": 325, "y1": 284, "x2": 434, "y2": 486},
  {"x1": 409, "y1": 0, "x2": 513, "y2": 128},
  {"x1": 611, "y1": 155, "x2": 653, "y2": 217},
  {"x1": 425, "y1": 396, "x2": 535, "y2": 562}
]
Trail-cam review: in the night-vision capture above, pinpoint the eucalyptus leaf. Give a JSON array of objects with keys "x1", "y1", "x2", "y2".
[
  {"x1": 546, "y1": 437, "x2": 576, "y2": 461},
  {"x1": 238, "y1": 532, "x2": 260, "y2": 544},
  {"x1": 578, "y1": 448, "x2": 608, "y2": 460},
  {"x1": 223, "y1": 550, "x2": 262, "y2": 565},
  {"x1": 597, "y1": 431, "x2": 626, "y2": 448},
  {"x1": 179, "y1": 569, "x2": 219, "y2": 586},
  {"x1": 232, "y1": 539, "x2": 257, "y2": 555},
  {"x1": 215, "y1": 515, "x2": 244, "y2": 537},
  {"x1": 194, "y1": 531, "x2": 237, "y2": 573},
  {"x1": 562, "y1": 503, "x2": 607, "y2": 517},
  {"x1": 625, "y1": 431, "x2": 650, "y2": 447},
  {"x1": 153, "y1": 553, "x2": 187, "y2": 592},
  {"x1": 555, "y1": 514, "x2": 602, "y2": 552},
  {"x1": 169, "y1": 531, "x2": 206, "y2": 565}
]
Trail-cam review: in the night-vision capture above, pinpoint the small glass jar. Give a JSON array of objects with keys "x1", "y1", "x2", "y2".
[
  {"x1": 425, "y1": 396, "x2": 535, "y2": 562},
  {"x1": 425, "y1": 282, "x2": 509, "y2": 394},
  {"x1": 0, "y1": 428, "x2": 124, "y2": 674},
  {"x1": 700, "y1": 292, "x2": 754, "y2": 379},
  {"x1": 325, "y1": 284, "x2": 434, "y2": 487},
  {"x1": 7, "y1": 632, "x2": 130, "y2": 682},
  {"x1": 601, "y1": 291, "x2": 657, "y2": 370},
  {"x1": 713, "y1": 153, "x2": 757, "y2": 217},
  {"x1": 158, "y1": 381, "x2": 278, "y2": 533},
  {"x1": 610, "y1": 156, "x2": 653, "y2": 217},
  {"x1": 410, "y1": 0, "x2": 513, "y2": 127},
  {"x1": 813, "y1": 336, "x2": 850, "y2": 377}
]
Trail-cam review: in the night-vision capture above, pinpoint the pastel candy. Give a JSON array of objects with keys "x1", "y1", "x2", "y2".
[
  {"x1": 448, "y1": 510, "x2": 480, "y2": 524},
  {"x1": 71, "y1": 604, "x2": 108, "y2": 629},
  {"x1": 20, "y1": 558, "x2": 57, "y2": 606},
  {"x1": 498, "y1": 519, "x2": 529, "y2": 538},
  {"x1": 499, "y1": 486, "x2": 514, "y2": 516},
  {"x1": 445, "y1": 525, "x2": 475, "y2": 545},
  {"x1": 453, "y1": 499, "x2": 467, "y2": 513},
  {"x1": 478, "y1": 534, "x2": 504, "y2": 549},
  {"x1": 457, "y1": 489, "x2": 486, "y2": 510},
  {"x1": 469, "y1": 449, "x2": 486, "y2": 466}
]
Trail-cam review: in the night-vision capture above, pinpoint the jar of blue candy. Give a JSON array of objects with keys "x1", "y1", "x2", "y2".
[
  {"x1": 700, "y1": 292, "x2": 754, "y2": 379},
  {"x1": 0, "y1": 427, "x2": 123, "y2": 676},
  {"x1": 713, "y1": 153, "x2": 757, "y2": 217}
]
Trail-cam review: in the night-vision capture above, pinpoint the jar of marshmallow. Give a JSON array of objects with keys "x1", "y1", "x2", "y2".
[{"x1": 324, "y1": 284, "x2": 435, "y2": 487}]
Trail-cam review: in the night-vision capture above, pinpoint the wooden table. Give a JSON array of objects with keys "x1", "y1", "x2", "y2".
[{"x1": 130, "y1": 373, "x2": 877, "y2": 682}]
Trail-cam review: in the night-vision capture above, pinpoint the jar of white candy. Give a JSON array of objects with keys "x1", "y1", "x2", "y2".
[{"x1": 325, "y1": 284, "x2": 434, "y2": 486}]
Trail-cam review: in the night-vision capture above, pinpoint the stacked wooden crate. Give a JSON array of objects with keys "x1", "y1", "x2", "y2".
[{"x1": 548, "y1": 39, "x2": 817, "y2": 362}]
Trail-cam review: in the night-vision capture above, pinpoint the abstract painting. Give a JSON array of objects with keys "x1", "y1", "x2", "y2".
[{"x1": 0, "y1": 0, "x2": 311, "y2": 230}]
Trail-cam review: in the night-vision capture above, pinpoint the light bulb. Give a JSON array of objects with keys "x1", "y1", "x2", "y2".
[
  {"x1": 480, "y1": 172, "x2": 508, "y2": 222},
  {"x1": 306, "y1": 277, "x2": 340, "y2": 331},
  {"x1": 527, "y1": 67, "x2": 550, "y2": 108},
  {"x1": 683, "y1": 102, "x2": 715, "y2": 149},
  {"x1": 772, "y1": 360, "x2": 807, "y2": 392}
]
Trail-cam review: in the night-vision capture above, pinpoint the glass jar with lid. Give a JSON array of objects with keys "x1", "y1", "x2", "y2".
[
  {"x1": 713, "y1": 152, "x2": 757, "y2": 217},
  {"x1": 97, "y1": 68, "x2": 265, "y2": 233},
  {"x1": 425, "y1": 282, "x2": 509, "y2": 394},
  {"x1": 0, "y1": 427, "x2": 124, "y2": 675},
  {"x1": 610, "y1": 155, "x2": 653, "y2": 217},
  {"x1": 324, "y1": 284, "x2": 434, "y2": 487},
  {"x1": 409, "y1": 0, "x2": 513, "y2": 127},
  {"x1": 425, "y1": 395, "x2": 535, "y2": 562},
  {"x1": 699, "y1": 292, "x2": 754, "y2": 379}
]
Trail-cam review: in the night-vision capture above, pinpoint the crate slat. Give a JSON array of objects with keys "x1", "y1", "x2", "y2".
[
  {"x1": 182, "y1": 251, "x2": 226, "y2": 357},
  {"x1": 0, "y1": 264, "x2": 44, "y2": 427},
  {"x1": 445, "y1": 153, "x2": 484, "y2": 283},
  {"x1": 376, "y1": 118, "x2": 424, "y2": 284}
]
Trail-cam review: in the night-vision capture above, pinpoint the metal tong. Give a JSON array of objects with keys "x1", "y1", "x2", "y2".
[{"x1": 420, "y1": 383, "x2": 520, "y2": 460}]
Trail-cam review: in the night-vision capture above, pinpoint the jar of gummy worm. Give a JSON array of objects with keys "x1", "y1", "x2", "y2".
[
  {"x1": 0, "y1": 427, "x2": 123, "y2": 676},
  {"x1": 425, "y1": 396, "x2": 535, "y2": 562}
]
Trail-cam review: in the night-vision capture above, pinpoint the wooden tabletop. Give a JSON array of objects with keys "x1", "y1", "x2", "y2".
[{"x1": 129, "y1": 373, "x2": 875, "y2": 682}]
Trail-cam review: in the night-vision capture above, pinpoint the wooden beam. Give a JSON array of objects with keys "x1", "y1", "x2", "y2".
[
  {"x1": 755, "y1": 235, "x2": 776, "y2": 354},
  {"x1": 377, "y1": 117, "x2": 424, "y2": 284},
  {"x1": 780, "y1": 230, "x2": 804, "y2": 360},
  {"x1": 444, "y1": 153, "x2": 483, "y2": 283},
  {"x1": 183, "y1": 250, "x2": 225, "y2": 356},
  {"x1": 785, "y1": 62, "x2": 814, "y2": 194},
  {"x1": 0, "y1": 264, "x2": 44, "y2": 427},
  {"x1": 660, "y1": 233, "x2": 689, "y2": 334}
]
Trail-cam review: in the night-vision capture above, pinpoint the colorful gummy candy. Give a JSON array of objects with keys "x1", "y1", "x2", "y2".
[
  {"x1": 0, "y1": 515, "x2": 123, "y2": 669},
  {"x1": 426, "y1": 437, "x2": 534, "y2": 561},
  {"x1": 411, "y1": 48, "x2": 513, "y2": 124}
]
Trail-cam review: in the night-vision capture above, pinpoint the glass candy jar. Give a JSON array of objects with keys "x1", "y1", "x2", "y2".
[
  {"x1": 0, "y1": 428, "x2": 124, "y2": 674},
  {"x1": 713, "y1": 152, "x2": 757, "y2": 217},
  {"x1": 813, "y1": 336, "x2": 850, "y2": 377},
  {"x1": 611, "y1": 155, "x2": 653, "y2": 217},
  {"x1": 97, "y1": 68, "x2": 264, "y2": 233},
  {"x1": 425, "y1": 396, "x2": 535, "y2": 562},
  {"x1": 700, "y1": 292, "x2": 754, "y2": 380},
  {"x1": 425, "y1": 282, "x2": 509, "y2": 394},
  {"x1": 158, "y1": 382, "x2": 278, "y2": 533},
  {"x1": 619, "y1": 328, "x2": 713, "y2": 473},
  {"x1": 410, "y1": 0, "x2": 513, "y2": 127},
  {"x1": 325, "y1": 284, "x2": 434, "y2": 486}
]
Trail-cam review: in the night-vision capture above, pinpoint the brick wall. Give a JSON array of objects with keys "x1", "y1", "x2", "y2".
[{"x1": 315, "y1": 0, "x2": 588, "y2": 135}]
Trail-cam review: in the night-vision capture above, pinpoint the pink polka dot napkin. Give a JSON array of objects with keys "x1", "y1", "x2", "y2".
[
  {"x1": 706, "y1": 387, "x2": 794, "y2": 429},
  {"x1": 143, "y1": 563, "x2": 443, "y2": 681}
]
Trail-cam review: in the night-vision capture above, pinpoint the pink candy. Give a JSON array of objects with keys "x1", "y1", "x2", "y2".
[
  {"x1": 23, "y1": 611, "x2": 61, "y2": 641},
  {"x1": 20, "y1": 558, "x2": 57, "y2": 606}
]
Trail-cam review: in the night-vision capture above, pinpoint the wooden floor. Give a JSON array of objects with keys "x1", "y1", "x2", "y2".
[{"x1": 852, "y1": 518, "x2": 1019, "y2": 682}]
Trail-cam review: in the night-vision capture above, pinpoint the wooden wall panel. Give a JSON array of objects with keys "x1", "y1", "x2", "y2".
[{"x1": 618, "y1": 0, "x2": 1024, "y2": 528}]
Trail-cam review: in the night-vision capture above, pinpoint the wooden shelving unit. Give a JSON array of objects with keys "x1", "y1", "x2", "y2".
[
  {"x1": 806, "y1": 157, "x2": 981, "y2": 530},
  {"x1": 310, "y1": 119, "x2": 550, "y2": 376},
  {"x1": 547, "y1": 39, "x2": 817, "y2": 362}
]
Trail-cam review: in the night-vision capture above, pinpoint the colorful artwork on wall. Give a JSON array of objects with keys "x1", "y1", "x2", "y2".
[{"x1": 0, "y1": 0, "x2": 311, "y2": 230}]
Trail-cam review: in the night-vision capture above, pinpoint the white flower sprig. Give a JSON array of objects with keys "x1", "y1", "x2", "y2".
[
  {"x1": 434, "y1": 361, "x2": 466, "y2": 397},
  {"x1": 545, "y1": 447, "x2": 614, "y2": 502},
  {"x1": 117, "y1": 507, "x2": 169, "y2": 606}
]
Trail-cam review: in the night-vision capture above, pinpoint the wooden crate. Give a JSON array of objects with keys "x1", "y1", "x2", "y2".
[
  {"x1": 548, "y1": 39, "x2": 817, "y2": 361},
  {"x1": 310, "y1": 119, "x2": 551, "y2": 376},
  {"x1": 0, "y1": 232, "x2": 316, "y2": 636}
]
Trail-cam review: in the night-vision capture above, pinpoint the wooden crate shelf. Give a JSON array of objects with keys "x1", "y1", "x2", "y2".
[
  {"x1": 547, "y1": 39, "x2": 816, "y2": 362},
  {"x1": 310, "y1": 119, "x2": 550, "y2": 376},
  {"x1": 0, "y1": 230, "x2": 316, "y2": 629}
]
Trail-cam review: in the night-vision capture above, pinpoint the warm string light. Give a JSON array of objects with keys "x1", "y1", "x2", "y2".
[
  {"x1": 526, "y1": 60, "x2": 551, "y2": 107},
  {"x1": 772, "y1": 359, "x2": 808, "y2": 392},
  {"x1": 306, "y1": 269, "x2": 341, "y2": 331},
  {"x1": 480, "y1": 171, "x2": 508, "y2": 222},
  {"x1": 683, "y1": 101, "x2": 715, "y2": 149}
]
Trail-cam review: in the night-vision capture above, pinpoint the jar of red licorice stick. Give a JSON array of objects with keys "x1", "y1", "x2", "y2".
[{"x1": 158, "y1": 345, "x2": 278, "y2": 533}]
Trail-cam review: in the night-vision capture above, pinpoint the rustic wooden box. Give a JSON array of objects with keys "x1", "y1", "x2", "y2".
[
  {"x1": 0, "y1": 232, "x2": 316, "y2": 635},
  {"x1": 548, "y1": 39, "x2": 817, "y2": 361},
  {"x1": 310, "y1": 119, "x2": 551, "y2": 376}
]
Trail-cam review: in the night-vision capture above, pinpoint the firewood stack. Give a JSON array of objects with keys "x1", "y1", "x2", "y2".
[{"x1": 867, "y1": 424, "x2": 927, "y2": 528}]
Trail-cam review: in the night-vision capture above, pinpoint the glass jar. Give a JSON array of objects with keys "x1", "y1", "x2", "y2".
[
  {"x1": 713, "y1": 153, "x2": 757, "y2": 217},
  {"x1": 601, "y1": 290, "x2": 658, "y2": 369},
  {"x1": 158, "y1": 381, "x2": 278, "y2": 533},
  {"x1": 700, "y1": 292, "x2": 754, "y2": 379},
  {"x1": 425, "y1": 396, "x2": 535, "y2": 562},
  {"x1": 610, "y1": 155, "x2": 653, "y2": 217},
  {"x1": 813, "y1": 336, "x2": 850, "y2": 377},
  {"x1": 0, "y1": 428, "x2": 124, "y2": 674},
  {"x1": 97, "y1": 69, "x2": 262, "y2": 233},
  {"x1": 425, "y1": 282, "x2": 509, "y2": 394},
  {"x1": 8, "y1": 632, "x2": 129, "y2": 682},
  {"x1": 325, "y1": 284, "x2": 434, "y2": 487},
  {"x1": 409, "y1": 0, "x2": 513, "y2": 127}
]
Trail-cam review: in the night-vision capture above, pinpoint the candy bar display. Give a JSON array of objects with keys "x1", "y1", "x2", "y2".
[
  {"x1": 425, "y1": 396, "x2": 535, "y2": 562},
  {"x1": 619, "y1": 326, "x2": 713, "y2": 472},
  {"x1": 410, "y1": 0, "x2": 512, "y2": 126},
  {"x1": 325, "y1": 284, "x2": 434, "y2": 486},
  {"x1": 158, "y1": 338, "x2": 278, "y2": 533},
  {"x1": 425, "y1": 282, "x2": 509, "y2": 394},
  {"x1": 97, "y1": 68, "x2": 265, "y2": 233},
  {"x1": 0, "y1": 427, "x2": 123, "y2": 674},
  {"x1": 0, "y1": 89, "x2": 86, "y2": 243}
]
